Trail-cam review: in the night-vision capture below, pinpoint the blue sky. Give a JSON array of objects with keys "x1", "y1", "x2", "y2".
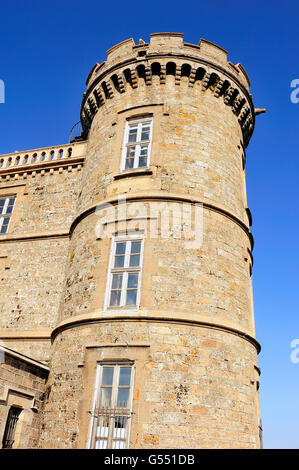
[{"x1": 0, "y1": 0, "x2": 298, "y2": 448}]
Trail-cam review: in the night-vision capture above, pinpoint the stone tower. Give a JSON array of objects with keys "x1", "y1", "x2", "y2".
[{"x1": 37, "y1": 33, "x2": 261, "y2": 449}]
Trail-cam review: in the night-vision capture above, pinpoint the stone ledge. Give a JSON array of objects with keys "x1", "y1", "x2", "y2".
[
  {"x1": 0, "y1": 328, "x2": 51, "y2": 339},
  {"x1": 51, "y1": 309, "x2": 261, "y2": 353},
  {"x1": 113, "y1": 168, "x2": 153, "y2": 180},
  {"x1": 0, "y1": 344, "x2": 50, "y2": 370},
  {"x1": 69, "y1": 191, "x2": 253, "y2": 249},
  {"x1": 0, "y1": 229, "x2": 69, "y2": 243}
]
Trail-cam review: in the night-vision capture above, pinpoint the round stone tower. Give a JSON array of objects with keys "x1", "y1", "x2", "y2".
[{"x1": 39, "y1": 33, "x2": 261, "y2": 449}]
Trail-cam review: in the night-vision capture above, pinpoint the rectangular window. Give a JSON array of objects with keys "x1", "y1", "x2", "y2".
[
  {"x1": 121, "y1": 118, "x2": 153, "y2": 171},
  {"x1": 106, "y1": 236, "x2": 144, "y2": 309},
  {"x1": 90, "y1": 363, "x2": 134, "y2": 449},
  {"x1": 2, "y1": 406, "x2": 22, "y2": 449},
  {"x1": 0, "y1": 196, "x2": 16, "y2": 234}
]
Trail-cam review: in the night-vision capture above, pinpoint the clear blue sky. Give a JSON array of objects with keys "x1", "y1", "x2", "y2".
[{"x1": 0, "y1": 0, "x2": 298, "y2": 449}]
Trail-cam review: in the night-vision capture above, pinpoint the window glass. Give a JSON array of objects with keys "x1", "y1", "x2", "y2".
[
  {"x1": 122, "y1": 118, "x2": 152, "y2": 171},
  {"x1": 107, "y1": 239, "x2": 143, "y2": 309},
  {"x1": 92, "y1": 365, "x2": 133, "y2": 449}
]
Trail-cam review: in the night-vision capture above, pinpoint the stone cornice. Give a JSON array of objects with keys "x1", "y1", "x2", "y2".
[
  {"x1": 0, "y1": 229, "x2": 69, "y2": 243},
  {"x1": 0, "y1": 344, "x2": 50, "y2": 371},
  {"x1": 51, "y1": 309, "x2": 261, "y2": 354},
  {"x1": 70, "y1": 192, "x2": 254, "y2": 250}
]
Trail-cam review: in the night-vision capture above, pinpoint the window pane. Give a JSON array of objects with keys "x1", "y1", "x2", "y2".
[
  {"x1": 131, "y1": 241, "x2": 141, "y2": 254},
  {"x1": 138, "y1": 156, "x2": 147, "y2": 167},
  {"x1": 0, "y1": 200, "x2": 5, "y2": 213},
  {"x1": 112, "y1": 274, "x2": 123, "y2": 289},
  {"x1": 96, "y1": 415, "x2": 109, "y2": 436},
  {"x1": 126, "y1": 289, "x2": 137, "y2": 306},
  {"x1": 99, "y1": 387, "x2": 112, "y2": 406},
  {"x1": 1, "y1": 218, "x2": 9, "y2": 234},
  {"x1": 127, "y1": 273, "x2": 138, "y2": 289},
  {"x1": 110, "y1": 290, "x2": 121, "y2": 307},
  {"x1": 112, "y1": 440, "x2": 125, "y2": 449},
  {"x1": 115, "y1": 243, "x2": 126, "y2": 255},
  {"x1": 102, "y1": 367, "x2": 114, "y2": 386},
  {"x1": 95, "y1": 439, "x2": 108, "y2": 449},
  {"x1": 141, "y1": 125, "x2": 150, "y2": 141},
  {"x1": 114, "y1": 255, "x2": 125, "y2": 268},
  {"x1": 117, "y1": 388, "x2": 130, "y2": 407},
  {"x1": 119, "y1": 367, "x2": 131, "y2": 386},
  {"x1": 138, "y1": 146, "x2": 148, "y2": 167},
  {"x1": 125, "y1": 158, "x2": 134, "y2": 169},
  {"x1": 128, "y1": 127, "x2": 137, "y2": 143},
  {"x1": 114, "y1": 416, "x2": 127, "y2": 431},
  {"x1": 125, "y1": 147, "x2": 135, "y2": 169},
  {"x1": 129, "y1": 254, "x2": 140, "y2": 267},
  {"x1": 97, "y1": 416, "x2": 109, "y2": 437}
]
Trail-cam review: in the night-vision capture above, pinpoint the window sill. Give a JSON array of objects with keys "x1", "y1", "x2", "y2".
[
  {"x1": 113, "y1": 168, "x2": 153, "y2": 180},
  {"x1": 104, "y1": 307, "x2": 140, "y2": 313}
]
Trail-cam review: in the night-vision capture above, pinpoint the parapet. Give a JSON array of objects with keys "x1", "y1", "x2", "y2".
[
  {"x1": 86, "y1": 32, "x2": 251, "y2": 90},
  {"x1": 81, "y1": 33, "x2": 255, "y2": 147}
]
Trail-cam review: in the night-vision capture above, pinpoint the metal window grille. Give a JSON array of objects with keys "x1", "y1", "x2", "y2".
[
  {"x1": 90, "y1": 364, "x2": 134, "y2": 449},
  {"x1": 2, "y1": 406, "x2": 22, "y2": 449}
]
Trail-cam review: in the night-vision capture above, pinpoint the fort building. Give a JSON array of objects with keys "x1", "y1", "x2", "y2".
[{"x1": 0, "y1": 33, "x2": 262, "y2": 449}]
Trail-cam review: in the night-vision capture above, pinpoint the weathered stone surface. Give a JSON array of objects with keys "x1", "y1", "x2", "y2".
[{"x1": 0, "y1": 33, "x2": 261, "y2": 449}]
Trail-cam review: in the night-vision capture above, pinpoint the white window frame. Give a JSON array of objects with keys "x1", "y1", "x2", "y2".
[
  {"x1": 120, "y1": 117, "x2": 153, "y2": 172},
  {"x1": 104, "y1": 234, "x2": 144, "y2": 311},
  {"x1": 0, "y1": 196, "x2": 16, "y2": 234},
  {"x1": 88, "y1": 362, "x2": 135, "y2": 449}
]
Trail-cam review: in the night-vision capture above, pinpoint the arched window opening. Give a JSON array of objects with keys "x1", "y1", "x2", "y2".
[
  {"x1": 102, "y1": 81, "x2": 110, "y2": 99},
  {"x1": 181, "y1": 63, "x2": 191, "y2": 78},
  {"x1": 194, "y1": 67, "x2": 205, "y2": 84},
  {"x1": 151, "y1": 62, "x2": 161, "y2": 77},
  {"x1": 123, "y1": 69, "x2": 133, "y2": 88},
  {"x1": 136, "y1": 64, "x2": 146, "y2": 82},
  {"x1": 218, "y1": 80, "x2": 230, "y2": 97},
  {"x1": 111, "y1": 74, "x2": 121, "y2": 93},
  {"x1": 166, "y1": 62, "x2": 176, "y2": 76},
  {"x1": 207, "y1": 73, "x2": 219, "y2": 92}
]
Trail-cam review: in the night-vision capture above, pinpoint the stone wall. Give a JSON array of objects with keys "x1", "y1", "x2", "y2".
[
  {"x1": 0, "y1": 143, "x2": 86, "y2": 361},
  {"x1": 0, "y1": 346, "x2": 48, "y2": 449},
  {"x1": 39, "y1": 321, "x2": 260, "y2": 449}
]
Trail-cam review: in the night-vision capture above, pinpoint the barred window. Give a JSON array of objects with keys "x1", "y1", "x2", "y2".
[
  {"x1": 2, "y1": 406, "x2": 22, "y2": 449},
  {"x1": 90, "y1": 363, "x2": 134, "y2": 449},
  {"x1": 121, "y1": 118, "x2": 153, "y2": 171},
  {"x1": 0, "y1": 196, "x2": 16, "y2": 234},
  {"x1": 106, "y1": 237, "x2": 144, "y2": 309}
]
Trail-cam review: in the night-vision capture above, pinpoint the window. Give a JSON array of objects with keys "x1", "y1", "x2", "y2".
[
  {"x1": 2, "y1": 406, "x2": 22, "y2": 449},
  {"x1": 106, "y1": 236, "x2": 144, "y2": 309},
  {"x1": 90, "y1": 363, "x2": 134, "y2": 449},
  {"x1": 0, "y1": 196, "x2": 16, "y2": 234},
  {"x1": 121, "y1": 118, "x2": 153, "y2": 171}
]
